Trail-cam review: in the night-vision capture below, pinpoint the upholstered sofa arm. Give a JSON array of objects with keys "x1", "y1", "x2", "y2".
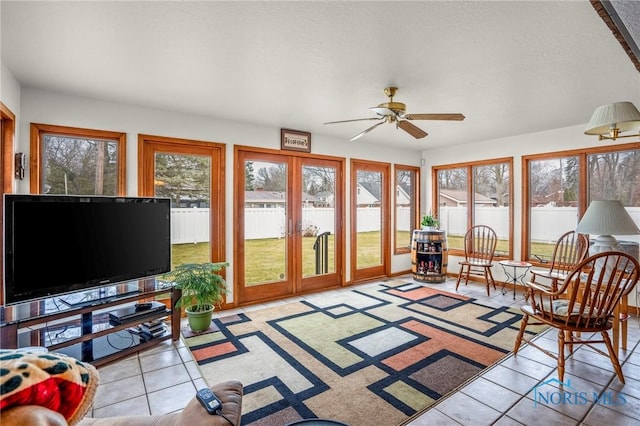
[
  {"x1": 79, "y1": 380, "x2": 243, "y2": 426},
  {"x1": 1, "y1": 380, "x2": 243, "y2": 426},
  {"x1": 1, "y1": 405, "x2": 68, "y2": 426}
]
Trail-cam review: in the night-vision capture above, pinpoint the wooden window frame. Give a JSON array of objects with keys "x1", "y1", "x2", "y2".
[
  {"x1": 394, "y1": 164, "x2": 420, "y2": 255},
  {"x1": 522, "y1": 141, "x2": 640, "y2": 266},
  {"x1": 29, "y1": 123, "x2": 126, "y2": 195},
  {"x1": 433, "y1": 157, "x2": 513, "y2": 259}
]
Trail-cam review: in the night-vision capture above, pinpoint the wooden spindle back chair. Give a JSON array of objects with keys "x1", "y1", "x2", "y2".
[
  {"x1": 530, "y1": 230, "x2": 590, "y2": 292},
  {"x1": 514, "y1": 251, "x2": 640, "y2": 383},
  {"x1": 455, "y1": 225, "x2": 498, "y2": 296}
]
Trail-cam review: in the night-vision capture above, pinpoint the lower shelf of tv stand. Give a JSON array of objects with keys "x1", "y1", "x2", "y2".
[
  {"x1": 0, "y1": 284, "x2": 182, "y2": 367},
  {"x1": 56, "y1": 330, "x2": 173, "y2": 367}
]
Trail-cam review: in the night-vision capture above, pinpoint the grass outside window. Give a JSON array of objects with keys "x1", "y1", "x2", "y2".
[{"x1": 169, "y1": 233, "x2": 557, "y2": 283}]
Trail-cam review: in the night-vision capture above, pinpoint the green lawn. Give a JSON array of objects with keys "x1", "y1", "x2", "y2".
[
  {"x1": 446, "y1": 235, "x2": 555, "y2": 260},
  {"x1": 171, "y1": 234, "x2": 336, "y2": 285},
  {"x1": 171, "y1": 233, "x2": 556, "y2": 283}
]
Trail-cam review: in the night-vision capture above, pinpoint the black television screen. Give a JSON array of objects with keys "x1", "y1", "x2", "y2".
[{"x1": 3, "y1": 194, "x2": 171, "y2": 305}]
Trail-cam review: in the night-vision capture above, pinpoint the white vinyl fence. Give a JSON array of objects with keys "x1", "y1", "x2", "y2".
[{"x1": 171, "y1": 206, "x2": 640, "y2": 244}]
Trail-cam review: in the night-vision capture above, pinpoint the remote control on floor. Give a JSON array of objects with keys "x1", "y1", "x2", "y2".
[{"x1": 196, "y1": 388, "x2": 221, "y2": 415}]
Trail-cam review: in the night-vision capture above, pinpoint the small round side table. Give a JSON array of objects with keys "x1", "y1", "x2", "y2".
[{"x1": 499, "y1": 260, "x2": 532, "y2": 300}]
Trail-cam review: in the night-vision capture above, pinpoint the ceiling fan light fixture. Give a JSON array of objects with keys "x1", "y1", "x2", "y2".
[{"x1": 376, "y1": 101, "x2": 406, "y2": 114}]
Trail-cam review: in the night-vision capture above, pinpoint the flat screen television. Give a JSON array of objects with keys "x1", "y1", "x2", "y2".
[{"x1": 3, "y1": 194, "x2": 171, "y2": 306}]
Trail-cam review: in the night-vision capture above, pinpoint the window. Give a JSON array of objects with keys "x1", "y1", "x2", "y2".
[
  {"x1": 30, "y1": 123, "x2": 126, "y2": 195},
  {"x1": 523, "y1": 143, "x2": 640, "y2": 264},
  {"x1": 394, "y1": 165, "x2": 419, "y2": 254},
  {"x1": 434, "y1": 158, "x2": 513, "y2": 257},
  {"x1": 525, "y1": 155, "x2": 580, "y2": 262}
]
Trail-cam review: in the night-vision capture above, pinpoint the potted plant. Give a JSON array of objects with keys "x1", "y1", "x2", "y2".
[
  {"x1": 421, "y1": 213, "x2": 439, "y2": 230},
  {"x1": 163, "y1": 262, "x2": 229, "y2": 332}
]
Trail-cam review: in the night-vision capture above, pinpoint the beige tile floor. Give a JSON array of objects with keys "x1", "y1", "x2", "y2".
[{"x1": 88, "y1": 275, "x2": 640, "y2": 425}]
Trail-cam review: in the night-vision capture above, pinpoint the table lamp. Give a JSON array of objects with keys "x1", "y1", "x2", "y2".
[
  {"x1": 576, "y1": 200, "x2": 640, "y2": 253},
  {"x1": 576, "y1": 200, "x2": 640, "y2": 277}
]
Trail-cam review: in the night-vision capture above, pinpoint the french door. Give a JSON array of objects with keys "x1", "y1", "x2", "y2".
[{"x1": 235, "y1": 147, "x2": 343, "y2": 304}]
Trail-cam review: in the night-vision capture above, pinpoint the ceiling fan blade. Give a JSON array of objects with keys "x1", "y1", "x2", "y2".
[
  {"x1": 404, "y1": 113, "x2": 465, "y2": 121},
  {"x1": 398, "y1": 120, "x2": 428, "y2": 139},
  {"x1": 351, "y1": 121, "x2": 386, "y2": 142},
  {"x1": 324, "y1": 117, "x2": 381, "y2": 125}
]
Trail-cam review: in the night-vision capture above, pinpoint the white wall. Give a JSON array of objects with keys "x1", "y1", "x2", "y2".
[
  {"x1": 11, "y1": 86, "x2": 422, "y2": 297},
  {"x1": 1, "y1": 62, "x2": 21, "y2": 114},
  {"x1": 1, "y1": 62, "x2": 21, "y2": 194}
]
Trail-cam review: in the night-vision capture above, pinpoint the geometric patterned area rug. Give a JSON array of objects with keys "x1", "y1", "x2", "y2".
[{"x1": 183, "y1": 277, "x2": 542, "y2": 426}]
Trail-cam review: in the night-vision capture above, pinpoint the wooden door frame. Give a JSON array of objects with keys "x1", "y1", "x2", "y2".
[
  {"x1": 0, "y1": 102, "x2": 16, "y2": 306},
  {"x1": 137, "y1": 133, "x2": 226, "y2": 275},
  {"x1": 350, "y1": 158, "x2": 391, "y2": 283}
]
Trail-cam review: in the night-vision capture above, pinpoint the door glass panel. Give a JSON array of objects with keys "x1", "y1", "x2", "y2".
[
  {"x1": 356, "y1": 170, "x2": 382, "y2": 268},
  {"x1": 473, "y1": 162, "x2": 510, "y2": 257},
  {"x1": 437, "y1": 167, "x2": 468, "y2": 251},
  {"x1": 154, "y1": 152, "x2": 211, "y2": 267},
  {"x1": 528, "y1": 157, "x2": 579, "y2": 262},
  {"x1": 302, "y1": 165, "x2": 336, "y2": 277},
  {"x1": 395, "y1": 167, "x2": 417, "y2": 253},
  {"x1": 244, "y1": 160, "x2": 288, "y2": 286}
]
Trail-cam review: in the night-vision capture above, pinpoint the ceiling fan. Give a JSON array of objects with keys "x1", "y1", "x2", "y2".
[{"x1": 324, "y1": 87, "x2": 465, "y2": 141}]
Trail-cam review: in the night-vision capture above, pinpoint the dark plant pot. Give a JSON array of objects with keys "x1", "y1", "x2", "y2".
[{"x1": 186, "y1": 304, "x2": 214, "y2": 332}]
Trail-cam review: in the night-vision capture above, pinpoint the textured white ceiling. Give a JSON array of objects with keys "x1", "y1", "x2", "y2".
[{"x1": 2, "y1": 1, "x2": 639, "y2": 152}]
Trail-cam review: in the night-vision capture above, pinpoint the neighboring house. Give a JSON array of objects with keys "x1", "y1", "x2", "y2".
[
  {"x1": 314, "y1": 191, "x2": 334, "y2": 207},
  {"x1": 531, "y1": 191, "x2": 578, "y2": 207},
  {"x1": 245, "y1": 190, "x2": 286, "y2": 208},
  {"x1": 176, "y1": 197, "x2": 209, "y2": 208},
  {"x1": 396, "y1": 183, "x2": 412, "y2": 207},
  {"x1": 356, "y1": 182, "x2": 380, "y2": 207},
  {"x1": 439, "y1": 189, "x2": 496, "y2": 207},
  {"x1": 245, "y1": 190, "x2": 316, "y2": 208},
  {"x1": 302, "y1": 192, "x2": 317, "y2": 207}
]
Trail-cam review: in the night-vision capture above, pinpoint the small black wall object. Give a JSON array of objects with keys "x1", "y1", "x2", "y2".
[{"x1": 15, "y1": 152, "x2": 25, "y2": 179}]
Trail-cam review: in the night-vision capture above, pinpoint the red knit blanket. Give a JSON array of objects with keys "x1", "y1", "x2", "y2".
[{"x1": 0, "y1": 350, "x2": 99, "y2": 425}]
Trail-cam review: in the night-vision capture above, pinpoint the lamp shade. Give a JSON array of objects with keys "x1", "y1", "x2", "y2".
[
  {"x1": 584, "y1": 102, "x2": 640, "y2": 136},
  {"x1": 575, "y1": 200, "x2": 640, "y2": 236}
]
